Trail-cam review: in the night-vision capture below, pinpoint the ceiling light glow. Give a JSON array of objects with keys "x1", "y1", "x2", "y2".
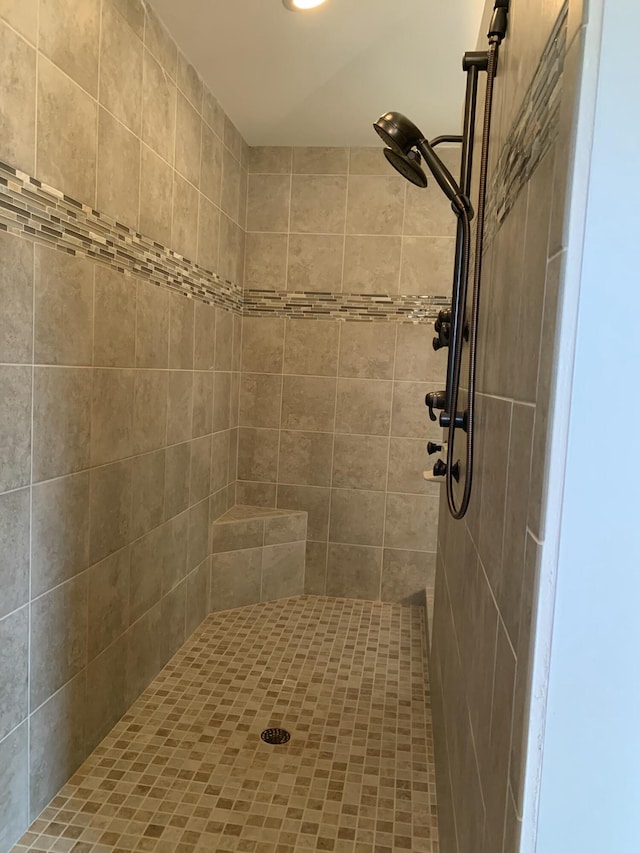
[{"x1": 282, "y1": 0, "x2": 327, "y2": 10}]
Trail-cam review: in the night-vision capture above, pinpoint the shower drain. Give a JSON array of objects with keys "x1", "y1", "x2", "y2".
[{"x1": 260, "y1": 728, "x2": 291, "y2": 745}]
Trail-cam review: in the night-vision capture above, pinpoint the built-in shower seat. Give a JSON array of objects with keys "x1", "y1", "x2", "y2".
[{"x1": 210, "y1": 505, "x2": 307, "y2": 611}]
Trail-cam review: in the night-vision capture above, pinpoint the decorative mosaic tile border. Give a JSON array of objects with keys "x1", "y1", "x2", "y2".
[
  {"x1": 243, "y1": 288, "x2": 451, "y2": 322},
  {"x1": 486, "y1": 1, "x2": 569, "y2": 240},
  {"x1": 0, "y1": 158, "x2": 449, "y2": 323},
  {"x1": 0, "y1": 160, "x2": 243, "y2": 314}
]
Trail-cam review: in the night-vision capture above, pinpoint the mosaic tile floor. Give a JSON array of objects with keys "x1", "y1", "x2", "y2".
[{"x1": 13, "y1": 596, "x2": 438, "y2": 853}]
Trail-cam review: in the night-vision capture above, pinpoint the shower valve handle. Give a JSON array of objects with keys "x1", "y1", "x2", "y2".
[
  {"x1": 425, "y1": 390, "x2": 447, "y2": 422},
  {"x1": 434, "y1": 310, "x2": 452, "y2": 333}
]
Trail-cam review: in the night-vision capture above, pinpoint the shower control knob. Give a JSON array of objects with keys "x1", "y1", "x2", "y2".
[
  {"x1": 432, "y1": 324, "x2": 451, "y2": 351},
  {"x1": 427, "y1": 441, "x2": 442, "y2": 455},
  {"x1": 425, "y1": 390, "x2": 447, "y2": 421},
  {"x1": 433, "y1": 459, "x2": 447, "y2": 477},
  {"x1": 434, "y1": 310, "x2": 452, "y2": 333}
]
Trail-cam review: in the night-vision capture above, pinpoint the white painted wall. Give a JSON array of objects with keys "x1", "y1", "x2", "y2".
[{"x1": 534, "y1": 1, "x2": 640, "y2": 850}]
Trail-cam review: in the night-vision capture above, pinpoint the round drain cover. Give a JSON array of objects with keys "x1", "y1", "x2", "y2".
[{"x1": 261, "y1": 728, "x2": 291, "y2": 745}]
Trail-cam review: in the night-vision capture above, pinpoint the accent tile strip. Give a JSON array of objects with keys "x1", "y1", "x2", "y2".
[
  {"x1": 243, "y1": 288, "x2": 451, "y2": 322},
  {"x1": 0, "y1": 160, "x2": 243, "y2": 314},
  {"x1": 486, "y1": 1, "x2": 569, "y2": 240}
]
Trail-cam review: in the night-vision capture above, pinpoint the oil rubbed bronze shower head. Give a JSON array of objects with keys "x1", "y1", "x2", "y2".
[{"x1": 373, "y1": 111, "x2": 469, "y2": 215}]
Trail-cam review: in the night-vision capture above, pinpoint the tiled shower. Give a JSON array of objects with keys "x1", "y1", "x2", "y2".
[{"x1": 0, "y1": 0, "x2": 586, "y2": 851}]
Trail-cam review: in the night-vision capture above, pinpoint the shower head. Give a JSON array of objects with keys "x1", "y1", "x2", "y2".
[
  {"x1": 374, "y1": 112, "x2": 424, "y2": 157},
  {"x1": 383, "y1": 148, "x2": 428, "y2": 188},
  {"x1": 373, "y1": 111, "x2": 470, "y2": 215}
]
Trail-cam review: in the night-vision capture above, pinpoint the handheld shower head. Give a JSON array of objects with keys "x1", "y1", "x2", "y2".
[
  {"x1": 383, "y1": 148, "x2": 428, "y2": 188},
  {"x1": 373, "y1": 111, "x2": 470, "y2": 215}
]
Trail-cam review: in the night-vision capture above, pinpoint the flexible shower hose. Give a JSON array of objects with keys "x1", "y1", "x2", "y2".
[{"x1": 446, "y1": 38, "x2": 500, "y2": 519}]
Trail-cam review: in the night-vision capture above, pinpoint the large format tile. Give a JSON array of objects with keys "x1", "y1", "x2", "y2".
[
  {"x1": 0, "y1": 19, "x2": 36, "y2": 174},
  {"x1": 0, "y1": 606, "x2": 28, "y2": 741},
  {"x1": 0, "y1": 231, "x2": 33, "y2": 365},
  {"x1": 0, "y1": 488, "x2": 30, "y2": 620},
  {"x1": 0, "y1": 722, "x2": 28, "y2": 852}
]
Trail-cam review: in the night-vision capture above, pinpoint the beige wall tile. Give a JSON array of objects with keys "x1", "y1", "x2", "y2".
[
  {"x1": 177, "y1": 52, "x2": 203, "y2": 112},
  {"x1": 172, "y1": 172, "x2": 199, "y2": 260},
  {"x1": 39, "y1": 0, "x2": 100, "y2": 96},
  {"x1": 0, "y1": 606, "x2": 28, "y2": 741},
  {"x1": 404, "y1": 182, "x2": 457, "y2": 238},
  {"x1": 139, "y1": 144, "x2": 173, "y2": 245},
  {"x1": 287, "y1": 234, "x2": 344, "y2": 292},
  {"x1": 164, "y1": 442, "x2": 190, "y2": 519},
  {"x1": 212, "y1": 371, "x2": 231, "y2": 432},
  {"x1": 326, "y1": 544, "x2": 381, "y2": 600},
  {"x1": 235, "y1": 480, "x2": 276, "y2": 508},
  {"x1": 349, "y1": 147, "x2": 388, "y2": 176},
  {"x1": 32, "y1": 367, "x2": 90, "y2": 483},
  {"x1": 400, "y1": 236, "x2": 455, "y2": 295},
  {"x1": 163, "y1": 511, "x2": 188, "y2": 592},
  {"x1": 236, "y1": 427, "x2": 278, "y2": 484},
  {"x1": 342, "y1": 235, "x2": 401, "y2": 294},
  {"x1": 34, "y1": 247, "x2": 94, "y2": 366},
  {"x1": 346, "y1": 175, "x2": 405, "y2": 236},
  {"x1": 293, "y1": 147, "x2": 349, "y2": 175},
  {"x1": 338, "y1": 322, "x2": 396, "y2": 379},
  {"x1": 197, "y1": 194, "x2": 221, "y2": 272},
  {"x1": 94, "y1": 268, "x2": 136, "y2": 367},
  {"x1": 129, "y1": 525, "x2": 164, "y2": 622},
  {"x1": 283, "y1": 319, "x2": 339, "y2": 377},
  {"x1": 221, "y1": 146, "x2": 241, "y2": 222},
  {"x1": 241, "y1": 317, "x2": 284, "y2": 374},
  {"x1": 132, "y1": 370, "x2": 167, "y2": 455},
  {"x1": 245, "y1": 233, "x2": 288, "y2": 289},
  {"x1": 0, "y1": 232, "x2": 33, "y2": 364},
  {"x1": 384, "y1": 493, "x2": 438, "y2": 552},
  {"x1": 332, "y1": 434, "x2": 389, "y2": 492},
  {"x1": 192, "y1": 371, "x2": 213, "y2": 437},
  {"x1": 30, "y1": 575, "x2": 88, "y2": 709},
  {"x1": 31, "y1": 472, "x2": 90, "y2": 598},
  {"x1": 160, "y1": 581, "x2": 187, "y2": 663},
  {"x1": 210, "y1": 548, "x2": 261, "y2": 611},
  {"x1": 126, "y1": 602, "x2": 161, "y2": 703},
  {"x1": 290, "y1": 175, "x2": 347, "y2": 234},
  {"x1": 249, "y1": 146, "x2": 292, "y2": 174},
  {"x1": 87, "y1": 547, "x2": 130, "y2": 661},
  {"x1": 395, "y1": 323, "x2": 446, "y2": 382},
  {"x1": 190, "y1": 435, "x2": 211, "y2": 504},
  {"x1": 89, "y1": 459, "x2": 133, "y2": 564},
  {"x1": 99, "y1": 0, "x2": 143, "y2": 134},
  {"x1": 329, "y1": 488, "x2": 385, "y2": 547},
  {"x1": 136, "y1": 281, "x2": 170, "y2": 368},
  {"x1": 240, "y1": 373, "x2": 282, "y2": 429},
  {"x1": 168, "y1": 293, "x2": 195, "y2": 370},
  {"x1": 166, "y1": 371, "x2": 193, "y2": 445},
  {"x1": 246, "y1": 174, "x2": 290, "y2": 232},
  {"x1": 0, "y1": 723, "x2": 27, "y2": 850},
  {"x1": 0, "y1": 488, "x2": 30, "y2": 619},
  {"x1": 381, "y1": 549, "x2": 436, "y2": 605},
  {"x1": 0, "y1": 0, "x2": 37, "y2": 42},
  {"x1": 29, "y1": 672, "x2": 86, "y2": 817},
  {"x1": 131, "y1": 449, "x2": 165, "y2": 539},
  {"x1": 201, "y1": 123, "x2": 223, "y2": 205},
  {"x1": 0, "y1": 20, "x2": 36, "y2": 174},
  {"x1": 335, "y1": 378, "x2": 392, "y2": 436},
  {"x1": 194, "y1": 302, "x2": 216, "y2": 371},
  {"x1": 277, "y1": 484, "x2": 330, "y2": 542},
  {"x1": 304, "y1": 540, "x2": 327, "y2": 595},
  {"x1": 186, "y1": 558, "x2": 209, "y2": 636},
  {"x1": 37, "y1": 56, "x2": 97, "y2": 205},
  {"x1": 91, "y1": 368, "x2": 134, "y2": 466},
  {"x1": 278, "y1": 430, "x2": 332, "y2": 487},
  {"x1": 144, "y1": 5, "x2": 177, "y2": 79},
  {"x1": 141, "y1": 48, "x2": 176, "y2": 164},
  {"x1": 391, "y1": 381, "x2": 441, "y2": 439},
  {"x1": 85, "y1": 634, "x2": 126, "y2": 752},
  {"x1": 281, "y1": 375, "x2": 336, "y2": 432},
  {"x1": 261, "y1": 541, "x2": 305, "y2": 601},
  {"x1": 388, "y1": 437, "x2": 439, "y2": 496},
  {"x1": 202, "y1": 89, "x2": 224, "y2": 137},
  {"x1": 108, "y1": 0, "x2": 145, "y2": 38},
  {"x1": 175, "y1": 91, "x2": 202, "y2": 188}
]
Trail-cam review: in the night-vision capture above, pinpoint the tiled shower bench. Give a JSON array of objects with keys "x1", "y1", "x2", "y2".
[{"x1": 210, "y1": 505, "x2": 307, "y2": 611}]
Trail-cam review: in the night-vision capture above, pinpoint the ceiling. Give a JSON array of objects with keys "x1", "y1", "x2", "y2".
[{"x1": 147, "y1": 0, "x2": 485, "y2": 147}]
